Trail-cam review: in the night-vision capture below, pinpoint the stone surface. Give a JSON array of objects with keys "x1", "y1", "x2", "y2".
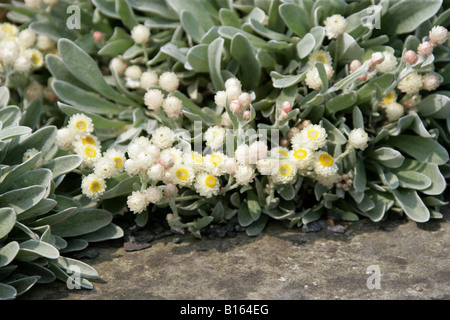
[{"x1": 20, "y1": 207, "x2": 449, "y2": 300}]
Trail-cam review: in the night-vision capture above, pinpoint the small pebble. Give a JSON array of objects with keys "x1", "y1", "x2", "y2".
[
  {"x1": 172, "y1": 237, "x2": 182, "y2": 244},
  {"x1": 327, "y1": 225, "x2": 346, "y2": 233}
]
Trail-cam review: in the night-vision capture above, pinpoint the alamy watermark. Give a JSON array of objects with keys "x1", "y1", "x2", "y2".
[
  {"x1": 66, "y1": 5, "x2": 81, "y2": 30},
  {"x1": 366, "y1": 265, "x2": 381, "y2": 289},
  {"x1": 361, "y1": 4, "x2": 382, "y2": 30}
]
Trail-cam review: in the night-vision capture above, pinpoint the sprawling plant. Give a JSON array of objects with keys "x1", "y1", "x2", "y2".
[{"x1": 1, "y1": 0, "x2": 449, "y2": 297}]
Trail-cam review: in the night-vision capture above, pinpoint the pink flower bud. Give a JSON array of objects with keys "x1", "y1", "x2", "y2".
[
  {"x1": 242, "y1": 110, "x2": 251, "y2": 120},
  {"x1": 281, "y1": 100, "x2": 292, "y2": 113},
  {"x1": 371, "y1": 52, "x2": 385, "y2": 65},
  {"x1": 229, "y1": 100, "x2": 242, "y2": 114},
  {"x1": 349, "y1": 60, "x2": 362, "y2": 73},
  {"x1": 164, "y1": 184, "x2": 178, "y2": 198},
  {"x1": 358, "y1": 74, "x2": 368, "y2": 81},
  {"x1": 417, "y1": 41, "x2": 434, "y2": 57},
  {"x1": 403, "y1": 50, "x2": 418, "y2": 64},
  {"x1": 93, "y1": 31, "x2": 103, "y2": 43},
  {"x1": 158, "y1": 153, "x2": 175, "y2": 169},
  {"x1": 429, "y1": 26, "x2": 448, "y2": 46},
  {"x1": 265, "y1": 184, "x2": 270, "y2": 189},
  {"x1": 238, "y1": 92, "x2": 252, "y2": 109},
  {"x1": 279, "y1": 110, "x2": 288, "y2": 119}
]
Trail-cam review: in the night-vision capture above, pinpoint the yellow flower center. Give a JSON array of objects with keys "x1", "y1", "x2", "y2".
[
  {"x1": 316, "y1": 55, "x2": 326, "y2": 64},
  {"x1": 84, "y1": 146, "x2": 97, "y2": 158},
  {"x1": 90, "y1": 181, "x2": 101, "y2": 193},
  {"x1": 277, "y1": 149, "x2": 288, "y2": 157},
  {"x1": 82, "y1": 136, "x2": 95, "y2": 145},
  {"x1": 204, "y1": 175, "x2": 216, "y2": 188},
  {"x1": 176, "y1": 168, "x2": 189, "y2": 181},
  {"x1": 210, "y1": 154, "x2": 222, "y2": 166},
  {"x1": 30, "y1": 53, "x2": 41, "y2": 66},
  {"x1": 383, "y1": 91, "x2": 395, "y2": 103},
  {"x1": 191, "y1": 153, "x2": 203, "y2": 163},
  {"x1": 2, "y1": 25, "x2": 15, "y2": 34},
  {"x1": 318, "y1": 153, "x2": 334, "y2": 167},
  {"x1": 279, "y1": 164, "x2": 292, "y2": 177},
  {"x1": 113, "y1": 157, "x2": 123, "y2": 169},
  {"x1": 76, "y1": 120, "x2": 87, "y2": 131},
  {"x1": 307, "y1": 129, "x2": 319, "y2": 140},
  {"x1": 293, "y1": 149, "x2": 308, "y2": 160}
]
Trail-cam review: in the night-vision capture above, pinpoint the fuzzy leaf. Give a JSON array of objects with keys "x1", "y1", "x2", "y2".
[
  {"x1": 50, "y1": 209, "x2": 112, "y2": 237},
  {"x1": 392, "y1": 188, "x2": 430, "y2": 222},
  {"x1": 0, "y1": 208, "x2": 16, "y2": 240},
  {"x1": 230, "y1": 33, "x2": 261, "y2": 90},
  {"x1": 208, "y1": 37, "x2": 225, "y2": 91},
  {"x1": 279, "y1": 3, "x2": 309, "y2": 37},
  {"x1": 389, "y1": 135, "x2": 449, "y2": 165}
]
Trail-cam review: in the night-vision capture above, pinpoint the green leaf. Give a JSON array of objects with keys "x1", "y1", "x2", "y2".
[
  {"x1": 334, "y1": 33, "x2": 364, "y2": 63},
  {"x1": 396, "y1": 159, "x2": 446, "y2": 196},
  {"x1": 58, "y1": 103, "x2": 128, "y2": 129},
  {"x1": 357, "y1": 74, "x2": 393, "y2": 104},
  {"x1": 181, "y1": 10, "x2": 205, "y2": 43},
  {"x1": 60, "y1": 239, "x2": 89, "y2": 254},
  {"x1": 56, "y1": 256, "x2": 99, "y2": 280},
  {"x1": 10, "y1": 168, "x2": 52, "y2": 191},
  {"x1": 0, "y1": 86, "x2": 9, "y2": 108},
  {"x1": 249, "y1": 18, "x2": 291, "y2": 42},
  {"x1": 247, "y1": 190, "x2": 261, "y2": 221},
  {"x1": 45, "y1": 54, "x2": 92, "y2": 92},
  {"x1": 186, "y1": 44, "x2": 209, "y2": 73},
  {"x1": 194, "y1": 216, "x2": 214, "y2": 230},
  {"x1": 20, "y1": 98, "x2": 41, "y2": 130},
  {"x1": 17, "y1": 198, "x2": 57, "y2": 221},
  {"x1": 297, "y1": 32, "x2": 316, "y2": 59},
  {"x1": 16, "y1": 240, "x2": 59, "y2": 261},
  {"x1": 416, "y1": 94, "x2": 450, "y2": 119},
  {"x1": 208, "y1": 37, "x2": 225, "y2": 91},
  {"x1": 166, "y1": 0, "x2": 215, "y2": 30},
  {"x1": 79, "y1": 223, "x2": 124, "y2": 242},
  {"x1": 30, "y1": 207, "x2": 78, "y2": 228},
  {"x1": 385, "y1": 0, "x2": 443, "y2": 34},
  {"x1": 279, "y1": 3, "x2": 309, "y2": 37},
  {"x1": 127, "y1": 0, "x2": 178, "y2": 20},
  {"x1": 211, "y1": 202, "x2": 225, "y2": 222},
  {"x1": 0, "y1": 186, "x2": 47, "y2": 214},
  {"x1": 246, "y1": 214, "x2": 269, "y2": 237},
  {"x1": 44, "y1": 155, "x2": 82, "y2": 179},
  {"x1": 116, "y1": 0, "x2": 138, "y2": 30},
  {"x1": 0, "y1": 241, "x2": 19, "y2": 268},
  {"x1": 6, "y1": 276, "x2": 39, "y2": 297},
  {"x1": 370, "y1": 147, "x2": 405, "y2": 168},
  {"x1": 389, "y1": 135, "x2": 449, "y2": 165},
  {"x1": 352, "y1": 107, "x2": 364, "y2": 129},
  {"x1": 101, "y1": 175, "x2": 140, "y2": 200},
  {"x1": 0, "y1": 283, "x2": 16, "y2": 300},
  {"x1": 275, "y1": 184, "x2": 295, "y2": 201},
  {"x1": 271, "y1": 71, "x2": 307, "y2": 88},
  {"x1": 50, "y1": 209, "x2": 112, "y2": 237},
  {"x1": 98, "y1": 39, "x2": 133, "y2": 56},
  {"x1": 230, "y1": 33, "x2": 261, "y2": 90},
  {"x1": 326, "y1": 91, "x2": 358, "y2": 113},
  {"x1": 321, "y1": 118, "x2": 347, "y2": 145},
  {"x1": 48, "y1": 263, "x2": 93, "y2": 290},
  {"x1": 238, "y1": 201, "x2": 254, "y2": 227},
  {"x1": 0, "y1": 126, "x2": 31, "y2": 141},
  {"x1": 16, "y1": 261, "x2": 56, "y2": 284},
  {"x1": 0, "y1": 106, "x2": 20, "y2": 127},
  {"x1": 392, "y1": 188, "x2": 430, "y2": 223},
  {"x1": 29, "y1": 20, "x2": 76, "y2": 41},
  {"x1": 219, "y1": 8, "x2": 240, "y2": 28},
  {"x1": 394, "y1": 170, "x2": 432, "y2": 191}
]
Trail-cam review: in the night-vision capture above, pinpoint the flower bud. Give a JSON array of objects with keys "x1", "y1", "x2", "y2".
[
  {"x1": 229, "y1": 100, "x2": 242, "y2": 114},
  {"x1": 164, "y1": 184, "x2": 178, "y2": 198},
  {"x1": 242, "y1": 110, "x2": 251, "y2": 120},
  {"x1": 281, "y1": 100, "x2": 292, "y2": 113},
  {"x1": 429, "y1": 26, "x2": 448, "y2": 46},
  {"x1": 93, "y1": 31, "x2": 103, "y2": 43},
  {"x1": 417, "y1": 41, "x2": 434, "y2": 57},
  {"x1": 349, "y1": 60, "x2": 362, "y2": 73},
  {"x1": 238, "y1": 92, "x2": 252, "y2": 109},
  {"x1": 403, "y1": 50, "x2": 418, "y2": 64}
]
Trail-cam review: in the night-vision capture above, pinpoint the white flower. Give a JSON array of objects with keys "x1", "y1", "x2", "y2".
[
  {"x1": 324, "y1": 14, "x2": 347, "y2": 39},
  {"x1": 429, "y1": 26, "x2": 448, "y2": 46},
  {"x1": 22, "y1": 148, "x2": 40, "y2": 162},
  {"x1": 159, "y1": 71, "x2": 179, "y2": 93},
  {"x1": 316, "y1": 174, "x2": 339, "y2": 188},
  {"x1": 144, "y1": 89, "x2": 165, "y2": 111},
  {"x1": 305, "y1": 64, "x2": 334, "y2": 90},
  {"x1": 379, "y1": 91, "x2": 398, "y2": 108},
  {"x1": 214, "y1": 91, "x2": 228, "y2": 108},
  {"x1": 82, "y1": 174, "x2": 107, "y2": 200},
  {"x1": 234, "y1": 165, "x2": 255, "y2": 186},
  {"x1": 225, "y1": 77, "x2": 242, "y2": 91},
  {"x1": 56, "y1": 128, "x2": 73, "y2": 150},
  {"x1": 223, "y1": 157, "x2": 238, "y2": 175},
  {"x1": 127, "y1": 190, "x2": 148, "y2": 214},
  {"x1": 0, "y1": 41, "x2": 19, "y2": 66},
  {"x1": 238, "y1": 92, "x2": 252, "y2": 108},
  {"x1": 256, "y1": 158, "x2": 278, "y2": 175},
  {"x1": 204, "y1": 152, "x2": 226, "y2": 176},
  {"x1": 94, "y1": 148, "x2": 125, "y2": 179},
  {"x1": 348, "y1": 128, "x2": 369, "y2": 150},
  {"x1": 422, "y1": 73, "x2": 441, "y2": 91},
  {"x1": 248, "y1": 140, "x2": 268, "y2": 164},
  {"x1": 160, "y1": 147, "x2": 183, "y2": 166},
  {"x1": 75, "y1": 143, "x2": 101, "y2": 168},
  {"x1": 140, "y1": 71, "x2": 159, "y2": 90},
  {"x1": 289, "y1": 147, "x2": 314, "y2": 170},
  {"x1": 109, "y1": 57, "x2": 127, "y2": 75},
  {"x1": 124, "y1": 159, "x2": 141, "y2": 176},
  {"x1": 271, "y1": 160, "x2": 297, "y2": 185},
  {"x1": 182, "y1": 151, "x2": 204, "y2": 171},
  {"x1": 24, "y1": 0, "x2": 42, "y2": 9},
  {"x1": 204, "y1": 126, "x2": 226, "y2": 151},
  {"x1": 131, "y1": 24, "x2": 150, "y2": 45},
  {"x1": 234, "y1": 144, "x2": 250, "y2": 164},
  {"x1": 151, "y1": 126, "x2": 175, "y2": 149},
  {"x1": 24, "y1": 48, "x2": 44, "y2": 69},
  {"x1": 18, "y1": 29, "x2": 36, "y2": 48},
  {"x1": 382, "y1": 101, "x2": 404, "y2": 122},
  {"x1": 147, "y1": 163, "x2": 165, "y2": 182},
  {"x1": 127, "y1": 136, "x2": 152, "y2": 159},
  {"x1": 0, "y1": 23, "x2": 18, "y2": 40},
  {"x1": 194, "y1": 172, "x2": 220, "y2": 198},
  {"x1": 145, "y1": 186, "x2": 162, "y2": 204},
  {"x1": 313, "y1": 151, "x2": 338, "y2": 179},
  {"x1": 270, "y1": 146, "x2": 290, "y2": 159},
  {"x1": 125, "y1": 65, "x2": 142, "y2": 81},
  {"x1": 162, "y1": 96, "x2": 183, "y2": 118},
  {"x1": 308, "y1": 50, "x2": 333, "y2": 68},
  {"x1": 291, "y1": 124, "x2": 327, "y2": 151},
  {"x1": 171, "y1": 164, "x2": 196, "y2": 186},
  {"x1": 67, "y1": 113, "x2": 94, "y2": 138},
  {"x1": 14, "y1": 56, "x2": 32, "y2": 73},
  {"x1": 36, "y1": 35, "x2": 55, "y2": 51},
  {"x1": 375, "y1": 51, "x2": 397, "y2": 73},
  {"x1": 397, "y1": 72, "x2": 423, "y2": 94},
  {"x1": 220, "y1": 112, "x2": 233, "y2": 128}
]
